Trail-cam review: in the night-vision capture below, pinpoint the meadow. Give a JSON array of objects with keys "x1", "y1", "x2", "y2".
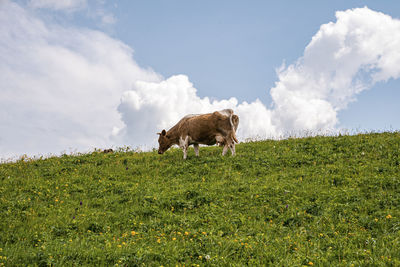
[{"x1": 0, "y1": 132, "x2": 399, "y2": 266}]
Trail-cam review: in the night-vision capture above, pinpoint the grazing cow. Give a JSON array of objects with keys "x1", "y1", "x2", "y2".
[{"x1": 157, "y1": 109, "x2": 239, "y2": 159}]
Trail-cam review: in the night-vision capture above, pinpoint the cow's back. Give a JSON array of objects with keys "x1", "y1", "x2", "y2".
[{"x1": 181, "y1": 112, "x2": 234, "y2": 144}]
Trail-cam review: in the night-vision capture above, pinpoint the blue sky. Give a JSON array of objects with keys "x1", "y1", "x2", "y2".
[{"x1": 1, "y1": 0, "x2": 400, "y2": 158}]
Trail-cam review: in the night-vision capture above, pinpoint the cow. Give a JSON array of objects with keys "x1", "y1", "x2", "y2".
[{"x1": 157, "y1": 109, "x2": 239, "y2": 159}]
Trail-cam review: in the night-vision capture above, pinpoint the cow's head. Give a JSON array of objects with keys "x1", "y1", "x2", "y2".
[{"x1": 157, "y1": 129, "x2": 172, "y2": 154}]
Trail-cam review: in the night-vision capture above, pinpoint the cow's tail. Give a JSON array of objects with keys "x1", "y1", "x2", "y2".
[{"x1": 230, "y1": 114, "x2": 239, "y2": 143}]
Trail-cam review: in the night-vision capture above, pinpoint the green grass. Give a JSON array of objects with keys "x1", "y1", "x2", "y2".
[{"x1": 0, "y1": 132, "x2": 399, "y2": 266}]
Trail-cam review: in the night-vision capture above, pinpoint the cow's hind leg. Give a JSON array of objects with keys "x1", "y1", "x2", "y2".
[
  {"x1": 194, "y1": 143, "x2": 199, "y2": 157},
  {"x1": 223, "y1": 136, "x2": 235, "y2": 156},
  {"x1": 216, "y1": 135, "x2": 228, "y2": 156},
  {"x1": 222, "y1": 144, "x2": 229, "y2": 156},
  {"x1": 227, "y1": 132, "x2": 236, "y2": 156},
  {"x1": 225, "y1": 138, "x2": 235, "y2": 156},
  {"x1": 229, "y1": 142, "x2": 236, "y2": 156}
]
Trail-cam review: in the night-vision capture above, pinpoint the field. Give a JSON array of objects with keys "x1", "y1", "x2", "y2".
[{"x1": 0, "y1": 132, "x2": 399, "y2": 266}]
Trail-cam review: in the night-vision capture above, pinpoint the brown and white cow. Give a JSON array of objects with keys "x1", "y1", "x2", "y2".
[{"x1": 157, "y1": 109, "x2": 239, "y2": 159}]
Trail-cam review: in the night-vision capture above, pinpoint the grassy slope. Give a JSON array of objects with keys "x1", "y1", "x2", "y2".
[{"x1": 0, "y1": 133, "x2": 399, "y2": 266}]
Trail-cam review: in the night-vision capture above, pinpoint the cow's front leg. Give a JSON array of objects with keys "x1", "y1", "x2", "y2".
[
  {"x1": 194, "y1": 143, "x2": 199, "y2": 157},
  {"x1": 183, "y1": 146, "x2": 188, "y2": 159},
  {"x1": 179, "y1": 136, "x2": 189, "y2": 159}
]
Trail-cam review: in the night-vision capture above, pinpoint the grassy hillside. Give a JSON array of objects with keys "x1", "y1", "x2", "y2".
[{"x1": 0, "y1": 132, "x2": 399, "y2": 266}]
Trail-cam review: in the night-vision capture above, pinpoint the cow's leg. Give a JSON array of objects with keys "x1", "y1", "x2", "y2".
[
  {"x1": 183, "y1": 145, "x2": 188, "y2": 159},
  {"x1": 227, "y1": 132, "x2": 236, "y2": 156},
  {"x1": 222, "y1": 144, "x2": 229, "y2": 156},
  {"x1": 225, "y1": 135, "x2": 236, "y2": 156},
  {"x1": 226, "y1": 138, "x2": 233, "y2": 156},
  {"x1": 229, "y1": 142, "x2": 236, "y2": 156},
  {"x1": 216, "y1": 135, "x2": 227, "y2": 156},
  {"x1": 194, "y1": 143, "x2": 199, "y2": 157},
  {"x1": 179, "y1": 136, "x2": 189, "y2": 159}
]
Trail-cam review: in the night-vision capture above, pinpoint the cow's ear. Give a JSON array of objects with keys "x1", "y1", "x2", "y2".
[
  {"x1": 161, "y1": 129, "x2": 166, "y2": 136},
  {"x1": 157, "y1": 132, "x2": 161, "y2": 136}
]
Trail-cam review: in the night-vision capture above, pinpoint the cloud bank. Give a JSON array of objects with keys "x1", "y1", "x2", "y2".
[{"x1": 1, "y1": 2, "x2": 400, "y2": 159}]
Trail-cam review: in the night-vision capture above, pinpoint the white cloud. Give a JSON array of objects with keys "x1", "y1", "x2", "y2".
[
  {"x1": 270, "y1": 7, "x2": 400, "y2": 133},
  {"x1": 0, "y1": 1, "x2": 160, "y2": 159},
  {"x1": 28, "y1": 0, "x2": 87, "y2": 11}
]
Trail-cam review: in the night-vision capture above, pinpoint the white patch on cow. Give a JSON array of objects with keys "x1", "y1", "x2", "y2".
[
  {"x1": 217, "y1": 109, "x2": 233, "y2": 117},
  {"x1": 179, "y1": 135, "x2": 190, "y2": 159},
  {"x1": 194, "y1": 143, "x2": 199, "y2": 157}
]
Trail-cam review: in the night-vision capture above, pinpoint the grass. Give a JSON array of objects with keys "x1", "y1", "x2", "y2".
[{"x1": 0, "y1": 132, "x2": 399, "y2": 266}]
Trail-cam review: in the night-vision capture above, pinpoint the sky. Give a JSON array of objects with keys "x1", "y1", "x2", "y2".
[{"x1": 1, "y1": 0, "x2": 400, "y2": 159}]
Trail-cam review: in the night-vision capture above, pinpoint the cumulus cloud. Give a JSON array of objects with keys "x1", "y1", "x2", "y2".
[
  {"x1": 270, "y1": 7, "x2": 400, "y2": 133},
  {"x1": 0, "y1": 1, "x2": 160, "y2": 158}
]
